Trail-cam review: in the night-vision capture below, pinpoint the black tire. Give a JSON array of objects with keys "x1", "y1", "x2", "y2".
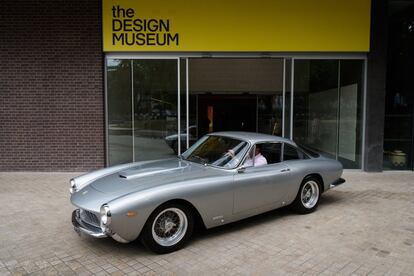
[
  {"x1": 140, "y1": 203, "x2": 194, "y2": 254},
  {"x1": 292, "y1": 176, "x2": 322, "y2": 214}
]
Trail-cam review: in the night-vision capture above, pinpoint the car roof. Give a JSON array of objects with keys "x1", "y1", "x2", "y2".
[{"x1": 207, "y1": 131, "x2": 297, "y2": 145}]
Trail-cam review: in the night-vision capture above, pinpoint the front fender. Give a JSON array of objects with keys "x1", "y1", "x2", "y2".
[{"x1": 106, "y1": 174, "x2": 234, "y2": 241}]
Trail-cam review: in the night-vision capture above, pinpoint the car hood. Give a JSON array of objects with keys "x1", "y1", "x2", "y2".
[
  {"x1": 164, "y1": 133, "x2": 186, "y2": 140},
  {"x1": 71, "y1": 158, "x2": 229, "y2": 211},
  {"x1": 92, "y1": 158, "x2": 199, "y2": 194}
]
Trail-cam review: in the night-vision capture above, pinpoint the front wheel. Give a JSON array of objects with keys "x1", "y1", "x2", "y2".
[
  {"x1": 292, "y1": 177, "x2": 321, "y2": 214},
  {"x1": 141, "y1": 203, "x2": 194, "y2": 254}
]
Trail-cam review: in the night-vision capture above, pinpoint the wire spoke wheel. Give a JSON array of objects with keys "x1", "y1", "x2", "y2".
[{"x1": 151, "y1": 208, "x2": 188, "y2": 247}]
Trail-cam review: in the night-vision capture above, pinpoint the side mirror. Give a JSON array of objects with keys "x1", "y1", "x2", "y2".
[{"x1": 237, "y1": 165, "x2": 247, "y2": 173}]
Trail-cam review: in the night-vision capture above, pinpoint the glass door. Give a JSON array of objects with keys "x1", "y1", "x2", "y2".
[
  {"x1": 132, "y1": 59, "x2": 179, "y2": 161},
  {"x1": 107, "y1": 59, "x2": 133, "y2": 165},
  {"x1": 106, "y1": 58, "x2": 181, "y2": 165}
]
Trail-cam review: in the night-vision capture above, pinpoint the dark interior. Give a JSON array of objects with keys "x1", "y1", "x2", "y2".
[{"x1": 197, "y1": 95, "x2": 257, "y2": 138}]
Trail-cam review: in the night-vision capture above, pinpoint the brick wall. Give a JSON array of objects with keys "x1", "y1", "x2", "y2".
[{"x1": 0, "y1": 0, "x2": 105, "y2": 171}]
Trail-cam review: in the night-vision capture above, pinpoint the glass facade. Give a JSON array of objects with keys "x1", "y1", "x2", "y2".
[
  {"x1": 106, "y1": 57, "x2": 365, "y2": 169},
  {"x1": 107, "y1": 59, "x2": 133, "y2": 165},
  {"x1": 293, "y1": 60, "x2": 364, "y2": 168},
  {"x1": 383, "y1": 5, "x2": 414, "y2": 170},
  {"x1": 284, "y1": 58, "x2": 292, "y2": 139},
  {"x1": 106, "y1": 58, "x2": 179, "y2": 166},
  {"x1": 339, "y1": 60, "x2": 364, "y2": 168},
  {"x1": 293, "y1": 60, "x2": 339, "y2": 159}
]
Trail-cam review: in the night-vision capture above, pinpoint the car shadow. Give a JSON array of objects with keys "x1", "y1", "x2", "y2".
[{"x1": 319, "y1": 189, "x2": 352, "y2": 205}]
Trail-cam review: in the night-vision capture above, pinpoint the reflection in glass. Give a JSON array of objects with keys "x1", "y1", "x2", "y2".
[
  {"x1": 293, "y1": 60, "x2": 339, "y2": 158},
  {"x1": 338, "y1": 60, "x2": 364, "y2": 168},
  {"x1": 284, "y1": 59, "x2": 292, "y2": 138},
  {"x1": 257, "y1": 95, "x2": 283, "y2": 135},
  {"x1": 106, "y1": 57, "x2": 365, "y2": 169},
  {"x1": 107, "y1": 59, "x2": 133, "y2": 165},
  {"x1": 133, "y1": 60, "x2": 178, "y2": 161},
  {"x1": 179, "y1": 58, "x2": 188, "y2": 152},
  {"x1": 293, "y1": 59, "x2": 364, "y2": 168}
]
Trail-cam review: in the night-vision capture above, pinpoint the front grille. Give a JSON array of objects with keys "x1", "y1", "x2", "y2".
[{"x1": 79, "y1": 209, "x2": 100, "y2": 227}]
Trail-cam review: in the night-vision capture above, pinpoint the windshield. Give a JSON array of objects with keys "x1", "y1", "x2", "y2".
[{"x1": 181, "y1": 135, "x2": 249, "y2": 168}]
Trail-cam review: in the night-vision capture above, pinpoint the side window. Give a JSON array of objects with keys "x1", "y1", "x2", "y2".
[
  {"x1": 260, "y1": 143, "x2": 282, "y2": 164},
  {"x1": 297, "y1": 149, "x2": 310, "y2": 159},
  {"x1": 242, "y1": 143, "x2": 281, "y2": 167},
  {"x1": 283, "y1": 144, "x2": 301, "y2": 161}
]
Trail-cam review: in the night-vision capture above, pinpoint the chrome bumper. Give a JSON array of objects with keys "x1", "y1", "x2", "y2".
[
  {"x1": 330, "y1": 178, "x2": 346, "y2": 189},
  {"x1": 72, "y1": 209, "x2": 107, "y2": 238}
]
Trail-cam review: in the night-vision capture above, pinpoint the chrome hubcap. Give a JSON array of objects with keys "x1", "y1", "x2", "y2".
[
  {"x1": 301, "y1": 181, "x2": 319, "y2": 209},
  {"x1": 152, "y1": 208, "x2": 188, "y2": 247}
]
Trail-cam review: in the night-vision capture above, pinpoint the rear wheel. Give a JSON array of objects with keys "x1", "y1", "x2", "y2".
[
  {"x1": 292, "y1": 177, "x2": 321, "y2": 214},
  {"x1": 141, "y1": 203, "x2": 194, "y2": 254}
]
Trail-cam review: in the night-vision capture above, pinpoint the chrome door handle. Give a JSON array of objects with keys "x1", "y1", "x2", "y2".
[{"x1": 280, "y1": 168, "x2": 290, "y2": 172}]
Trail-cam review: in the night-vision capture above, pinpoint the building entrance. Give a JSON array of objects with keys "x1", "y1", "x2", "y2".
[
  {"x1": 188, "y1": 58, "x2": 286, "y2": 143},
  {"x1": 197, "y1": 95, "x2": 257, "y2": 137}
]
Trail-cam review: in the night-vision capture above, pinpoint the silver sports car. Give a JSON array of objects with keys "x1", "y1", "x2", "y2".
[{"x1": 70, "y1": 132, "x2": 344, "y2": 253}]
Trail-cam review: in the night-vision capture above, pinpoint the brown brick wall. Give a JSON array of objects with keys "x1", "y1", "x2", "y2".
[{"x1": 0, "y1": 0, "x2": 105, "y2": 171}]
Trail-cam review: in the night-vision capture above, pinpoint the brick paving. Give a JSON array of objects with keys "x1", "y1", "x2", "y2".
[{"x1": 0, "y1": 171, "x2": 414, "y2": 275}]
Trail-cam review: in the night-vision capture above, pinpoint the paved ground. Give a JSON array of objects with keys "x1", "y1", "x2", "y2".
[{"x1": 0, "y1": 171, "x2": 414, "y2": 275}]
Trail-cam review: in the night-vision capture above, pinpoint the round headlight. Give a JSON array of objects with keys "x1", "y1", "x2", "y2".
[
  {"x1": 100, "y1": 204, "x2": 112, "y2": 232},
  {"x1": 69, "y1": 179, "x2": 77, "y2": 194},
  {"x1": 100, "y1": 204, "x2": 111, "y2": 217}
]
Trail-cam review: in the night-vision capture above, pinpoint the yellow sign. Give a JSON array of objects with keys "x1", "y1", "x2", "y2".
[{"x1": 103, "y1": 0, "x2": 371, "y2": 52}]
